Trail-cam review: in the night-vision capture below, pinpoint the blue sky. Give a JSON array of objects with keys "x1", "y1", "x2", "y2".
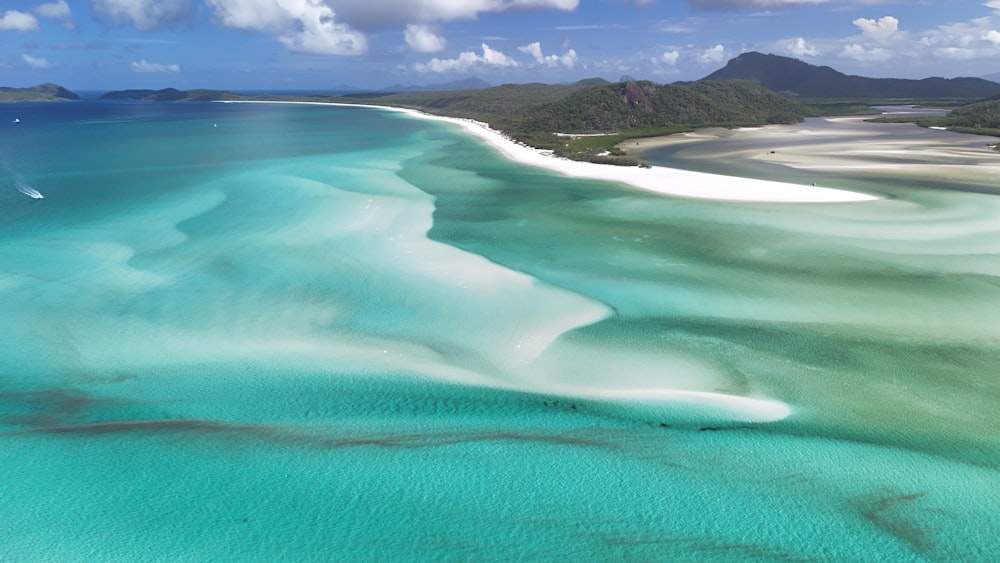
[{"x1": 2, "y1": 0, "x2": 1000, "y2": 90}]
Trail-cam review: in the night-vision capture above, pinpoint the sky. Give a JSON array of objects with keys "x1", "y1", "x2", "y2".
[{"x1": 2, "y1": 0, "x2": 1000, "y2": 90}]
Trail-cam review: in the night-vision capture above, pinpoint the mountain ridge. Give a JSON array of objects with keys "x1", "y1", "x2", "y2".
[{"x1": 703, "y1": 52, "x2": 1000, "y2": 98}]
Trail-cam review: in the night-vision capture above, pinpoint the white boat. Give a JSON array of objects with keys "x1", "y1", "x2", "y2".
[
  {"x1": 12, "y1": 118, "x2": 20, "y2": 123},
  {"x1": 16, "y1": 182, "x2": 44, "y2": 199}
]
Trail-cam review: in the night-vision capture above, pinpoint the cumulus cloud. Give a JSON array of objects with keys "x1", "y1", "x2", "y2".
[
  {"x1": 22, "y1": 54, "x2": 51, "y2": 68},
  {"x1": 207, "y1": 0, "x2": 366, "y2": 55},
  {"x1": 658, "y1": 49, "x2": 680, "y2": 65},
  {"x1": 130, "y1": 59, "x2": 181, "y2": 72},
  {"x1": 35, "y1": 0, "x2": 71, "y2": 19},
  {"x1": 918, "y1": 18, "x2": 1000, "y2": 64},
  {"x1": 697, "y1": 44, "x2": 726, "y2": 64},
  {"x1": 414, "y1": 43, "x2": 518, "y2": 73},
  {"x1": 93, "y1": 0, "x2": 192, "y2": 30},
  {"x1": 0, "y1": 10, "x2": 39, "y2": 31},
  {"x1": 853, "y1": 15, "x2": 900, "y2": 41},
  {"x1": 405, "y1": 23, "x2": 446, "y2": 52},
  {"x1": 787, "y1": 37, "x2": 818, "y2": 57},
  {"x1": 517, "y1": 41, "x2": 577, "y2": 68}
]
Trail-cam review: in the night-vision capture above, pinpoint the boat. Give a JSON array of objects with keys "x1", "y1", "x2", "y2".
[{"x1": 16, "y1": 181, "x2": 44, "y2": 199}]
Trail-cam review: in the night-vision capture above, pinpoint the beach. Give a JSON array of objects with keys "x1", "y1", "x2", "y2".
[{"x1": 225, "y1": 100, "x2": 878, "y2": 203}]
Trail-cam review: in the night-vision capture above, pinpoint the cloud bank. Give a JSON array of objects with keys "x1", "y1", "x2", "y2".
[{"x1": 414, "y1": 43, "x2": 518, "y2": 73}]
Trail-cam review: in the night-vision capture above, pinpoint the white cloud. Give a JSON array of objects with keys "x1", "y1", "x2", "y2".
[
  {"x1": 35, "y1": 0, "x2": 71, "y2": 19},
  {"x1": 841, "y1": 43, "x2": 893, "y2": 61},
  {"x1": 415, "y1": 43, "x2": 518, "y2": 73},
  {"x1": 93, "y1": 0, "x2": 192, "y2": 30},
  {"x1": 22, "y1": 54, "x2": 51, "y2": 68},
  {"x1": 853, "y1": 15, "x2": 900, "y2": 41},
  {"x1": 517, "y1": 41, "x2": 577, "y2": 69},
  {"x1": 0, "y1": 10, "x2": 39, "y2": 31},
  {"x1": 405, "y1": 23, "x2": 446, "y2": 53},
  {"x1": 917, "y1": 18, "x2": 1000, "y2": 64},
  {"x1": 559, "y1": 48, "x2": 578, "y2": 69},
  {"x1": 518, "y1": 41, "x2": 545, "y2": 62},
  {"x1": 787, "y1": 37, "x2": 818, "y2": 57},
  {"x1": 208, "y1": 0, "x2": 366, "y2": 55},
  {"x1": 659, "y1": 49, "x2": 680, "y2": 65},
  {"x1": 697, "y1": 44, "x2": 726, "y2": 64},
  {"x1": 130, "y1": 59, "x2": 181, "y2": 72}
]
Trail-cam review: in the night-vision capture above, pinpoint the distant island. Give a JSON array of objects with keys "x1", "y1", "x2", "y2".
[
  {"x1": 0, "y1": 83, "x2": 79, "y2": 102},
  {"x1": 98, "y1": 88, "x2": 245, "y2": 102},
  {"x1": 10, "y1": 52, "x2": 1000, "y2": 163}
]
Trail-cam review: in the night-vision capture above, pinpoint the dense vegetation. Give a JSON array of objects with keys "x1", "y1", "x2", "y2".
[
  {"x1": 0, "y1": 83, "x2": 79, "y2": 101},
  {"x1": 705, "y1": 52, "x2": 1000, "y2": 99},
  {"x1": 510, "y1": 79, "x2": 809, "y2": 132},
  {"x1": 945, "y1": 96, "x2": 1000, "y2": 131}
]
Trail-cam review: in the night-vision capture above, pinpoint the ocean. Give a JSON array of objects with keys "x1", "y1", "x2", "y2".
[{"x1": 1, "y1": 101, "x2": 998, "y2": 561}]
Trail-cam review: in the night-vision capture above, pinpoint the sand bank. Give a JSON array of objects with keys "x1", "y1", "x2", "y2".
[
  {"x1": 626, "y1": 117, "x2": 1000, "y2": 191},
  {"x1": 222, "y1": 100, "x2": 876, "y2": 203}
]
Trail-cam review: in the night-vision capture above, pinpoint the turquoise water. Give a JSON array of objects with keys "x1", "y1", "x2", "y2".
[{"x1": 1, "y1": 102, "x2": 999, "y2": 561}]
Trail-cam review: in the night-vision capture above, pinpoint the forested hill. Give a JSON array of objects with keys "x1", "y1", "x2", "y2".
[
  {"x1": 0, "y1": 83, "x2": 79, "y2": 101},
  {"x1": 939, "y1": 96, "x2": 1000, "y2": 131},
  {"x1": 704, "y1": 52, "x2": 1000, "y2": 99},
  {"x1": 510, "y1": 79, "x2": 810, "y2": 132}
]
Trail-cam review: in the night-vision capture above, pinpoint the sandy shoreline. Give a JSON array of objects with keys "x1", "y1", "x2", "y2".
[{"x1": 222, "y1": 100, "x2": 877, "y2": 203}]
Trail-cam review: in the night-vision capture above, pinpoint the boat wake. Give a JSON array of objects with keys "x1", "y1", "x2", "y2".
[{"x1": 15, "y1": 181, "x2": 44, "y2": 199}]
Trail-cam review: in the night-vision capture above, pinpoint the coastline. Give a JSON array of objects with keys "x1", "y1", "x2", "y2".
[{"x1": 222, "y1": 100, "x2": 878, "y2": 204}]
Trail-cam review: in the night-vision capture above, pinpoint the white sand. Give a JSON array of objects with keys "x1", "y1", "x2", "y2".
[
  {"x1": 589, "y1": 389, "x2": 792, "y2": 423},
  {"x1": 222, "y1": 100, "x2": 877, "y2": 203},
  {"x1": 220, "y1": 100, "x2": 798, "y2": 421}
]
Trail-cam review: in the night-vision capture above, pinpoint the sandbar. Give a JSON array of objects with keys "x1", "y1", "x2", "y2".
[
  {"x1": 222, "y1": 100, "x2": 877, "y2": 203},
  {"x1": 626, "y1": 116, "x2": 1000, "y2": 192}
]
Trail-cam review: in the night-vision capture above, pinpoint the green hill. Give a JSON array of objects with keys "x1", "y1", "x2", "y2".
[
  {"x1": 0, "y1": 83, "x2": 79, "y2": 101},
  {"x1": 515, "y1": 79, "x2": 809, "y2": 132}
]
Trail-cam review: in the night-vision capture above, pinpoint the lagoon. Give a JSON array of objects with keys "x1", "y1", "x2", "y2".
[{"x1": 1, "y1": 101, "x2": 998, "y2": 560}]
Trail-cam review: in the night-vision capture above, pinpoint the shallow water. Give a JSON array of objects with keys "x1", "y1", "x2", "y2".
[{"x1": 1, "y1": 101, "x2": 998, "y2": 560}]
